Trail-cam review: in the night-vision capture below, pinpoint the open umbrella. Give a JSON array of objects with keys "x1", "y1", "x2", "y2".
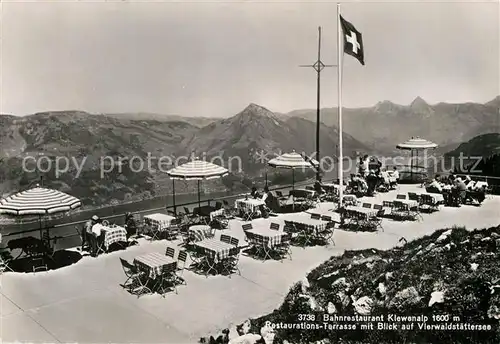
[
  {"x1": 0, "y1": 185, "x2": 82, "y2": 239},
  {"x1": 167, "y1": 158, "x2": 228, "y2": 213},
  {"x1": 268, "y1": 151, "x2": 319, "y2": 190},
  {"x1": 396, "y1": 137, "x2": 438, "y2": 182}
]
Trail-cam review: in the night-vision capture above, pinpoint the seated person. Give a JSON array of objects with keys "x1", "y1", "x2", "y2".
[
  {"x1": 250, "y1": 186, "x2": 258, "y2": 198},
  {"x1": 258, "y1": 204, "x2": 270, "y2": 218},
  {"x1": 366, "y1": 170, "x2": 379, "y2": 195},
  {"x1": 124, "y1": 212, "x2": 137, "y2": 239},
  {"x1": 426, "y1": 178, "x2": 443, "y2": 193},
  {"x1": 454, "y1": 177, "x2": 467, "y2": 204},
  {"x1": 464, "y1": 176, "x2": 476, "y2": 190},
  {"x1": 314, "y1": 180, "x2": 324, "y2": 195}
]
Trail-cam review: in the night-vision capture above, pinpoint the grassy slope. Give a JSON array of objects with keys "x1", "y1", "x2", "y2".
[{"x1": 230, "y1": 226, "x2": 500, "y2": 344}]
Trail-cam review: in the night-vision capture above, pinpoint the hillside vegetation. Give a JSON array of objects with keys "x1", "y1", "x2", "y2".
[{"x1": 208, "y1": 226, "x2": 500, "y2": 344}]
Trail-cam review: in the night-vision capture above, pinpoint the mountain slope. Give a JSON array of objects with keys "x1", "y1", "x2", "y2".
[
  {"x1": 288, "y1": 97, "x2": 500, "y2": 153},
  {"x1": 207, "y1": 225, "x2": 500, "y2": 344},
  {"x1": 105, "y1": 112, "x2": 218, "y2": 128},
  {"x1": 0, "y1": 111, "x2": 205, "y2": 206},
  {"x1": 179, "y1": 103, "x2": 371, "y2": 173},
  {"x1": 445, "y1": 133, "x2": 500, "y2": 158}
]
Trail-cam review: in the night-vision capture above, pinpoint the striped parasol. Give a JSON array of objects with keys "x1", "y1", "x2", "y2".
[
  {"x1": 396, "y1": 137, "x2": 438, "y2": 150},
  {"x1": 167, "y1": 158, "x2": 228, "y2": 211},
  {"x1": 268, "y1": 151, "x2": 319, "y2": 190},
  {"x1": 167, "y1": 159, "x2": 228, "y2": 180},
  {"x1": 0, "y1": 187, "x2": 81, "y2": 216},
  {"x1": 396, "y1": 137, "x2": 438, "y2": 182},
  {"x1": 268, "y1": 151, "x2": 319, "y2": 169}
]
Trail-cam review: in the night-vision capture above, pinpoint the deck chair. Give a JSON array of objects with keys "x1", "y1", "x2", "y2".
[{"x1": 165, "y1": 246, "x2": 175, "y2": 258}]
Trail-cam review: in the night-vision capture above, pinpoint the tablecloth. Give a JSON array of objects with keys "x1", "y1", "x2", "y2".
[
  {"x1": 189, "y1": 225, "x2": 213, "y2": 242},
  {"x1": 144, "y1": 213, "x2": 175, "y2": 231},
  {"x1": 283, "y1": 213, "x2": 330, "y2": 234},
  {"x1": 342, "y1": 195, "x2": 358, "y2": 206},
  {"x1": 194, "y1": 238, "x2": 235, "y2": 263},
  {"x1": 101, "y1": 225, "x2": 127, "y2": 249},
  {"x1": 418, "y1": 192, "x2": 444, "y2": 204},
  {"x1": 344, "y1": 207, "x2": 378, "y2": 220},
  {"x1": 210, "y1": 208, "x2": 225, "y2": 220},
  {"x1": 235, "y1": 198, "x2": 265, "y2": 213},
  {"x1": 134, "y1": 252, "x2": 177, "y2": 280},
  {"x1": 246, "y1": 227, "x2": 286, "y2": 248}
]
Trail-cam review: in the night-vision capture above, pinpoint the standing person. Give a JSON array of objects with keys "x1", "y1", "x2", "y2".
[
  {"x1": 362, "y1": 155, "x2": 370, "y2": 178},
  {"x1": 83, "y1": 215, "x2": 99, "y2": 252},
  {"x1": 392, "y1": 167, "x2": 400, "y2": 184},
  {"x1": 124, "y1": 212, "x2": 137, "y2": 240},
  {"x1": 89, "y1": 215, "x2": 103, "y2": 257}
]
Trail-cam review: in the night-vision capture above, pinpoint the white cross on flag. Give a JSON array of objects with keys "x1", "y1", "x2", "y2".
[{"x1": 340, "y1": 15, "x2": 364, "y2": 65}]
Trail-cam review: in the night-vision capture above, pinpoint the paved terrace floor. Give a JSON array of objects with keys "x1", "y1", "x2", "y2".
[{"x1": 1, "y1": 185, "x2": 499, "y2": 343}]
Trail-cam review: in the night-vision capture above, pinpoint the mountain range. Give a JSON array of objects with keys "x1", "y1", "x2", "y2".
[
  {"x1": 0, "y1": 97, "x2": 498, "y2": 206},
  {"x1": 287, "y1": 96, "x2": 500, "y2": 153}
]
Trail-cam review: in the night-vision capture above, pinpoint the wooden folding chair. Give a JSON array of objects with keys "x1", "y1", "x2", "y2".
[
  {"x1": 230, "y1": 237, "x2": 239, "y2": 247},
  {"x1": 220, "y1": 234, "x2": 231, "y2": 244},
  {"x1": 275, "y1": 233, "x2": 292, "y2": 261},
  {"x1": 119, "y1": 258, "x2": 144, "y2": 290},
  {"x1": 166, "y1": 218, "x2": 181, "y2": 240},
  {"x1": 242, "y1": 223, "x2": 253, "y2": 232},
  {"x1": 156, "y1": 263, "x2": 178, "y2": 296},
  {"x1": 165, "y1": 247, "x2": 175, "y2": 258},
  {"x1": 222, "y1": 246, "x2": 241, "y2": 277},
  {"x1": 176, "y1": 250, "x2": 188, "y2": 285},
  {"x1": 120, "y1": 258, "x2": 151, "y2": 297},
  {"x1": 310, "y1": 213, "x2": 321, "y2": 220}
]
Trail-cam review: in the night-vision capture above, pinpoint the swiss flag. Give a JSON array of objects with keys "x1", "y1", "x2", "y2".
[{"x1": 340, "y1": 15, "x2": 364, "y2": 65}]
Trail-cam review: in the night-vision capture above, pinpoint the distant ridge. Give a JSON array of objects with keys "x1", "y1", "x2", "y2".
[{"x1": 286, "y1": 96, "x2": 500, "y2": 152}]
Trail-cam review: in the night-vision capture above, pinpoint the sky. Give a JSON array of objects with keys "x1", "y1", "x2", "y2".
[{"x1": 1, "y1": 0, "x2": 498, "y2": 117}]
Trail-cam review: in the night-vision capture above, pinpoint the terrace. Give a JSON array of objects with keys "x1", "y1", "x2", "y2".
[{"x1": 1, "y1": 184, "x2": 499, "y2": 343}]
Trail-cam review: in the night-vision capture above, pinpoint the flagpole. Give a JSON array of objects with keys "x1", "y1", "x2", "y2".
[{"x1": 337, "y1": 2, "x2": 344, "y2": 209}]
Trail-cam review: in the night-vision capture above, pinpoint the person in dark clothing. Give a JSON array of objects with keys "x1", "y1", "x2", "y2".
[
  {"x1": 314, "y1": 180, "x2": 324, "y2": 195},
  {"x1": 124, "y1": 212, "x2": 137, "y2": 240},
  {"x1": 82, "y1": 215, "x2": 100, "y2": 252}
]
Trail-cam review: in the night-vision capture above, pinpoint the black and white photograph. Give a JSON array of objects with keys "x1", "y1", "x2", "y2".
[{"x1": 0, "y1": 0, "x2": 499, "y2": 343}]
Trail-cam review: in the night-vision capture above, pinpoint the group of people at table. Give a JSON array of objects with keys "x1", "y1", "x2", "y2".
[{"x1": 425, "y1": 174, "x2": 487, "y2": 206}]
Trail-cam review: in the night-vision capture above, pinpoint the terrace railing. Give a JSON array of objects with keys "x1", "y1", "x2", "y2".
[{"x1": 0, "y1": 177, "x2": 338, "y2": 250}]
